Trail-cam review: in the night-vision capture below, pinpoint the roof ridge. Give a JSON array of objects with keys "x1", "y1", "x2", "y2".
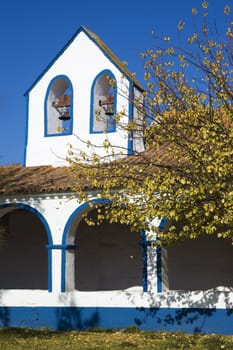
[{"x1": 24, "y1": 25, "x2": 144, "y2": 95}]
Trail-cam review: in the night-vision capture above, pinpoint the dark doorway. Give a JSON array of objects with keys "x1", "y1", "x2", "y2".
[
  {"x1": 0, "y1": 209, "x2": 48, "y2": 289},
  {"x1": 75, "y1": 209, "x2": 142, "y2": 291}
]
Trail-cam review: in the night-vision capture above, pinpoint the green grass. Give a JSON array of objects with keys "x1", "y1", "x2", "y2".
[{"x1": 0, "y1": 328, "x2": 233, "y2": 349}]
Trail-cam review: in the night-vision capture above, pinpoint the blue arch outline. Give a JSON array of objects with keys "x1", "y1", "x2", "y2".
[
  {"x1": 0, "y1": 203, "x2": 53, "y2": 292},
  {"x1": 44, "y1": 75, "x2": 74, "y2": 137},
  {"x1": 90, "y1": 69, "x2": 117, "y2": 134},
  {"x1": 61, "y1": 198, "x2": 111, "y2": 247},
  {"x1": 61, "y1": 198, "x2": 147, "y2": 292}
]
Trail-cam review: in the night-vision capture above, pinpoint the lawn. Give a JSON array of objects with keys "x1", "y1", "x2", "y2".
[{"x1": 0, "y1": 328, "x2": 233, "y2": 349}]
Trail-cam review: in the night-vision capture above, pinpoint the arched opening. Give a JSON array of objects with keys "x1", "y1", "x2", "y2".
[
  {"x1": 164, "y1": 234, "x2": 233, "y2": 291},
  {"x1": 0, "y1": 208, "x2": 48, "y2": 289},
  {"x1": 90, "y1": 70, "x2": 116, "y2": 133},
  {"x1": 74, "y1": 208, "x2": 142, "y2": 291},
  {"x1": 45, "y1": 75, "x2": 73, "y2": 136}
]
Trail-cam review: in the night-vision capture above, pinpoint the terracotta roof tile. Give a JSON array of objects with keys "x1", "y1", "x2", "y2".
[
  {"x1": 0, "y1": 165, "x2": 79, "y2": 195},
  {"x1": 0, "y1": 142, "x2": 176, "y2": 195}
]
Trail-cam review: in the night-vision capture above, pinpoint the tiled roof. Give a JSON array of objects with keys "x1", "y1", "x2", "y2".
[
  {"x1": 0, "y1": 144, "x2": 173, "y2": 195},
  {"x1": 0, "y1": 165, "x2": 79, "y2": 195}
]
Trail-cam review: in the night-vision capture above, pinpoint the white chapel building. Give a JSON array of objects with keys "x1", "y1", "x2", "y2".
[{"x1": 0, "y1": 26, "x2": 233, "y2": 333}]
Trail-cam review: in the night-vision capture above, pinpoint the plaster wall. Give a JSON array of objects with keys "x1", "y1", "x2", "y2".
[{"x1": 0, "y1": 287, "x2": 232, "y2": 310}]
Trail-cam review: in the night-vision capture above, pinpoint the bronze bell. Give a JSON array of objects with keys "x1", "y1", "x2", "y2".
[
  {"x1": 52, "y1": 95, "x2": 71, "y2": 120},
  {"x1": 99, "y1": 94, "x2": 114, "y2": 116}
]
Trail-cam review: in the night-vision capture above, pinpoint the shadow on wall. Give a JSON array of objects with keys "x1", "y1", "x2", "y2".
[
  {"x1": 134, "y1": 307, "x2": 217, "y2": 333},
  {"x1": 128, "y1": 234, "x2": 233, "y2": 332},
  {"x1": 0, "y1": 307, "x2": 10, "y2": 327},
  {"x1": 0, "y1": 291, "x2": 232, "y2": 332},
  {"x1": 52, "y1": 287, "x2": 233, "y2": 333},
  {"x1": 0, "y1": 291, "x2": 10, "y2": 327},
  {"x1": 56, "y1": 307, "x2": 100, "y2": 331},
  {"x1": 128, "y1": 287, "x2": 233, "y2": 333}
]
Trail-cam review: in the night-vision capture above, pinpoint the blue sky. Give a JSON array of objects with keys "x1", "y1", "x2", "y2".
[{"x1": 0, "y1": 0, "x2": 229, "y2": 165}]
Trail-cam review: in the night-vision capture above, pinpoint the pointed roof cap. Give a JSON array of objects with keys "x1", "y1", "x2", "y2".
[{"x1": 25, "y1": 25, "x2": 144, "y2": 95}]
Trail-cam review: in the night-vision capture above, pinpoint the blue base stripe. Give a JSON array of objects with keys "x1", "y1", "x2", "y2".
[{"x1": 0, "y1": 306, "x2": 233, "y2": 334}]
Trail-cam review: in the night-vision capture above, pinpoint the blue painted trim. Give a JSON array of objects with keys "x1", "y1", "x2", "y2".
[
  {"x1": 61, "y1": 198, "x2": 111, "y2": 246},
  {"x1": 1, "y1": 306, "x2": 233, "y2": 334},
  {"x1": 46, "y1": 244, "x2": 75, "y2": 250},
  {"x1": 61, "y1": 198, "x2": 111, "y2": 292},
  {"x1": 44, "y1": 75, "x2": 73, "y2": 137},
  {"x1": 24, "y1": 26, "x2": 143, "y2": 97},
  {"x1": 158, "y1": 216, "x2": 167, "y2": 231},
  {"x1": 23, "y1": 94, "x2": 29, "y2": 167},
  {"x1": 61, "y1": 249, "x2": 66, "y2": 293},
  {"x1": 90, "y1": 70, "x2": 116, "y2": 134},
  {"x1": 0, "y1": 203, "x2": 53, "y2": 246},
  {"x1": 128, "y1": 82, "x2": 134, "y2": 155},
  {"x1": 156, "y1": 246, "x2": 162, "y2": 293},
  {"x1": 156, "y1": 216, "x2": 167, "y2": 293},
  {"x1": 0, "y1": 203, "x2": 53, "y2": 292}
]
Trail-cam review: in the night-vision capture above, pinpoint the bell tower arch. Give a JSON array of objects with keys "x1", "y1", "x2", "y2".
[{"x1": 45, "y1": 75, "x2": 73, "y2": 136}]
